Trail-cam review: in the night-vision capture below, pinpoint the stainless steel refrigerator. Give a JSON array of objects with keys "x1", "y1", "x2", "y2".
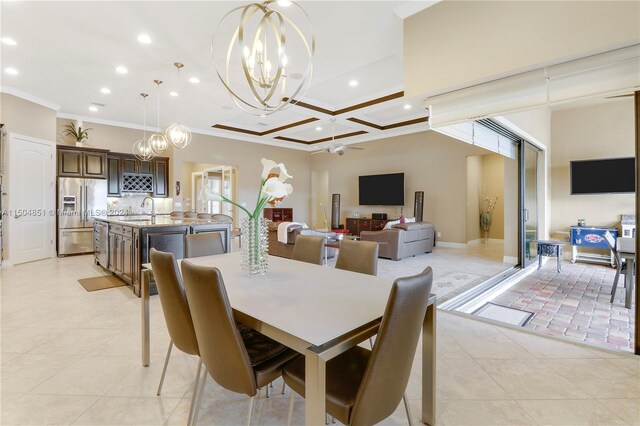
[{"x1": 58, "y1": 178, "x2": 107, "y2": 255}]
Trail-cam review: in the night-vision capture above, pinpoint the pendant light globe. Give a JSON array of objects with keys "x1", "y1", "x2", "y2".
[
  {"x1": 166, "y1": 123, "x2": 192, "y2": 149},
  {"x1": 133, "y1": 138, "x2": 155, "y2": 161},
  {"x1": 148, "y1": 132, "x2": 168, "y2": 154}
]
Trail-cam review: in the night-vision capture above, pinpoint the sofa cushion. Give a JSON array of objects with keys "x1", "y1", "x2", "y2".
[{"x1": 394, "y1": 222, "x2": 434, "y2": 243}]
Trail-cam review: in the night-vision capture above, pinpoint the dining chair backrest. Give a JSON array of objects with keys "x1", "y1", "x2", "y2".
[
  {"x1": 335, "y1": 239, "x2": 379, "y2": 276},
  {"x1": 349, "y1": 266, "x2": 433, "y2": 425},
  {"x1": 149, "y1": 249, "x2": 199, "y2": 356},
  {"x1": 603, "y1": 231, "x2": 622, "y2": 264},
  {"x1": 185, "y1": 233, "x2": 225, "y2": 258},
  {"x1": 181, "y1": 260, "x2": 258, "y2": 396},
  {"x1": 183, "y1": 211, "x2": 199, "y2": 219},
  {"x1": 292, "y1": 235, "x2": 324, "y2": 265},
  {"x1": 212, "y1": 214, "x2": 233, "y2": 224}
]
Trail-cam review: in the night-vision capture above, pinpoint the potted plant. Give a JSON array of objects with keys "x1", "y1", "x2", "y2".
[{"x1": 63, "y1": 120, "x2": 92, "y2": 147}]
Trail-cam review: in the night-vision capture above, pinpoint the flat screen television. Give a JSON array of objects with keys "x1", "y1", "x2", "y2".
[
  {"x1": 570, "y1": 157, "x2": 635, "y2": 194},
  {"x1": 359, "y1": 173, "x2": 405, "y2": 205}
]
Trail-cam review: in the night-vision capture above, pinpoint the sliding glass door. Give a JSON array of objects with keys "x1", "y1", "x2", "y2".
[{"x1": 521, "y1": 142, "x2": 540, "y2": 267}]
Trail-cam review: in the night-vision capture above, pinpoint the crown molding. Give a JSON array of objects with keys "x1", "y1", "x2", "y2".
[{"x1": 0, "y1": 86, "x2": 61, "y2": 111}]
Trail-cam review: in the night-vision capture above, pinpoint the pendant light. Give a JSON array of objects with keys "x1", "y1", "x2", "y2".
[
  {"x1": 133, "y1": 93, "x2": 155, "y2": 161},
  {"x1": 148, "y1": 79, "x2": 168, "y2": 154},
  {"x1": 165, "y1": 62, "x2": 192, "y2": 149}
]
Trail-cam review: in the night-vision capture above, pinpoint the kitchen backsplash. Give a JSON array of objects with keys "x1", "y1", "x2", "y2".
[{"x1": 107, "y1": 194, "x2": 173, "y2": 216}]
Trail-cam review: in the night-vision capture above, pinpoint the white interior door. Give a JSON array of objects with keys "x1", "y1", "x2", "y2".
[{"x1": 8, "y1": 134, "x2": 55, "y2": 265}]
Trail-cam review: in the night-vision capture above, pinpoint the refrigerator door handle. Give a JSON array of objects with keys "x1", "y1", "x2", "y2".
[{"x1": 85, "y1": 184, "x2": 89, "y2": 224}]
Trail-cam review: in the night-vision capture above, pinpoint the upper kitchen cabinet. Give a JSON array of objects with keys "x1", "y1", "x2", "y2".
[
  {"x1": 122, "y1": 156, "x2": 153, "y2": 175},
  {"x1": 57, "y1": 147, "x2": 108, "y2": 178},
  {"x1": 107, "y1": 155, "x2": 122, "y2": 196},
  {"x1": 153, "y1": 157, "x2": 169, "y2": 198}
]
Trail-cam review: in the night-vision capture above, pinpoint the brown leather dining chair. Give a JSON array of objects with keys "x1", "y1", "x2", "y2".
[
  {"x1": 197, "y1": 213, "x2": 213, "y2": 220},
  {"x1": 149, "y1": 249, "x2": 202, "y2": 426},
  {"x1": 335, "y1": 239, "x2": 379, "y2": 276},
  {"x1": 170, "y1": 211, "x2": 184, "y2": 219},
  {"x1": 282, "y1": 266, "x2": 433, "y2": 426},
  {"x1": 181, "y1": 260, "x2": 300, "y2": 425},
  {"x1": 292, "y1": 235, "x2": 325, "y2": 265},
  {"x1": 183, "y1": 211, "x2": 199, "y2": 219},
  {"x1": 185, "y1": 233, "x2": 225, "y2": 258}
]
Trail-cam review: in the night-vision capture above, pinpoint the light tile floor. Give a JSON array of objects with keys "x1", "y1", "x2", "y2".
[
  {"x1": 1, "y1": 252, "x2": 638, "y2": 425},
  {"x1": 489, "y1": 260, "x2": 636, "y2": 352}
]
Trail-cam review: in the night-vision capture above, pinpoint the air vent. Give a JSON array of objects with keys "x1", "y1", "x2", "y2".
[{"x1": 122, "y1": 173, "x2": 153, "y2": 192}]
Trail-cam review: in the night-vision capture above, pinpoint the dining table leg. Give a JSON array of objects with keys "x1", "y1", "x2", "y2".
[
  {"x1": 422, "y1": 302, "x2": 436, "y2": 425},
  {"x1": 624, "y1": 258, "x2": 634, "y2": 309},
  {"x1": 141, "y1": 268, "x2": 151, "y2": 367},
  {"x1": 305, "y1": 348, "x2": 327, "y2": 425}
]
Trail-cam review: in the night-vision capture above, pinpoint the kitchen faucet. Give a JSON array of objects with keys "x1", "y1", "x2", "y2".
[{"x1": 141, "y1": 196, "x2": 156, "y2": 219}]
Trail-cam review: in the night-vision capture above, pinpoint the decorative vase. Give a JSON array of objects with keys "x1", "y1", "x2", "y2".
[
  {"x1": 480, "y1": 212, "x2": 492, "y2": 244},
  {"x1": 240, "y1": 217, "x2": 269, "y2": 275}
]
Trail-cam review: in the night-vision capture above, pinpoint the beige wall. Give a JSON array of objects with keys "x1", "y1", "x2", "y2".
[
  {"x1": 1, "y1": 94, "x2": 57, "y2": 142},
  {"x1": 310, "y1": 131, "x2": 488, "y2": 244},
  {"x1": 171, "y1": 134, "x2": 311, "y2": 224},
  {"x1": 404, "y1": 1, "x2": 640, "y2": 96},
  {"x1": 466, "y1": 154, "x2": 506, "y2": 242},
  {"x1": 550, "y1": 99, "x2": 635, "y2": 234}
]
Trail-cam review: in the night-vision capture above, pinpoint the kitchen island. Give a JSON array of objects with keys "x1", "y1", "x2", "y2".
[{"x1": 94, "y1": 216, "x2": 232, "y2": 296}]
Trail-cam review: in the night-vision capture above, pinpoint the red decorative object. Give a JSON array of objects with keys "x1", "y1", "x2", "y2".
[
  {"x1": 399, "y1": 215, "x2": 406, "y2": 224},
  {"x1": 332, "y1": 228, "x2": 349, "y2": 234}
]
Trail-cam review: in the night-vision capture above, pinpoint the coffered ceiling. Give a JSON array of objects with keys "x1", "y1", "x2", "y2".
[{"x1": 0, "y1": 1, "x2": 436, "y2": 151}]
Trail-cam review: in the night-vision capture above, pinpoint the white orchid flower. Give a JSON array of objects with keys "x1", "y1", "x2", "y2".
[
  {"x1": 260, "y1": 158, "x2": 279, "y2": 180},
  {"x1": 262, "y1": 177, "x2": 293, "y2": 199},
  {"x1": 276, "y1": 163, "x2": 292, "y2": 182}
]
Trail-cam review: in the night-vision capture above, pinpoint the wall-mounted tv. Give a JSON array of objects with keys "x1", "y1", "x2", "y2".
[
  {"x1": 570, "y1": 157, "x2": 635, "y2": 195},
  {"x1": 359, "y1": 173, "x2": 405, "y2": 205}
]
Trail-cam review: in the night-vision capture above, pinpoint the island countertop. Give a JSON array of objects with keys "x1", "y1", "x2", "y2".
[{"x1": 95, "y1": 216, "x2": 233, "y2": 228}]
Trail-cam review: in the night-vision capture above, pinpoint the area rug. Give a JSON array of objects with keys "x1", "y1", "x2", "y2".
[
  {"x1": 473, "y1": 302, "x2": 535, "y2": 326},
  {"x1": 78, "y1": 275, "x2": 125, "y2": 292},
  {"x1": 431, "y1": 272, "x2": 486, "y2": 300}
]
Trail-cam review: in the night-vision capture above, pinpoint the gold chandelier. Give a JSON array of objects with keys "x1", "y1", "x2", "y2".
[{"x1": 212, "y1": 0, "x2": 315, "y2": 115}]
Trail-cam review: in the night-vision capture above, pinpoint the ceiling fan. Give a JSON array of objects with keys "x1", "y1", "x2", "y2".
[
  {"x1": 311, "y1": 118, "x2": 364, "y2": 156},
  {"x1": 311, "y1": 144, "x2": 364, "y2": 155}
]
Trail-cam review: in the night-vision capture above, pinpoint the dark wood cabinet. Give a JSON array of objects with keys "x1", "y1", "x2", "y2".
[
  {"x1": 122, "y1": 156, "x2": 152, "y2": 175},
  {"x1": 153, "y1": 158, "x2": 169, "y2": 197},
  {"x1": 346, "y1": 218, "x2": 388, "y2": 236},
  {"x1": 58, "y1": 147, "x2": 107, "y2": 179},
  {"x1": 264, "y1": 208, "x2": 293, "y2": 222},
  {"x1": 107, "y1": 155, "x2": 122, "y2": 196}
]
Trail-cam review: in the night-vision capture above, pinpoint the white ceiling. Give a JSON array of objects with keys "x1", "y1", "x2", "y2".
[{"x1": 0, "y1": 1, "x2": 437, "y2": 151}]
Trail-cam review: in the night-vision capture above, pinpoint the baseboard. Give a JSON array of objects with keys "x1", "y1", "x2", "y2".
[
  {"x1": 503, "y1": 256, "x2": 518, "y2": 264},
  {"x1": 436, "y1": 241, "x2": 467, "y2": 249}
]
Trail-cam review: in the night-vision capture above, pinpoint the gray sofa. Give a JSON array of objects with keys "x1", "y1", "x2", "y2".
[
  {"x1": 267, "y1": 223, "x2": 336, "y2": 259},
  {"x1": 360, "y1": 222, "x2": 435, "y2": 261}
]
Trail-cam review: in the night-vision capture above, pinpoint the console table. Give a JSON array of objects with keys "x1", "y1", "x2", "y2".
[
  {"x1": 570, "y1": 226, "x2": 618, "y2": 266},
  {"x1": 346, "y1": 217, "x2": 387, "y2": 236}
]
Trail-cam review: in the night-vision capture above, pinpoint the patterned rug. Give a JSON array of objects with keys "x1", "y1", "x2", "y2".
[{"x1": 432, "y1": 272, "x2": 487, "y2": 302}]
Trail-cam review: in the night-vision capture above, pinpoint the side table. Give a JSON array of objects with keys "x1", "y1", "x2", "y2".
[{"x1": 536, "y1": 240, "x2": 564, "y2": 272}]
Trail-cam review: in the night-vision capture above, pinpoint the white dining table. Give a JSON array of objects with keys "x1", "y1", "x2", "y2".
[
  {"x1": 617, "y1": 237, "x2": 635, "y2": 309},
  {"x1": 140, "y1": 252, "x2": 437, "y2": 425}
]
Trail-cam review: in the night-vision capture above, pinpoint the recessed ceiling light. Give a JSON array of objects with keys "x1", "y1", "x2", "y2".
[
  {"x1": 349, "y1": 80, "x2": 358, "y2": 87},
  {"x1": 100, "y1": 87, "x2": 111, "y2": 94},
  {"x1": 169, "y1": 91, "x2": 178, "y2": 97},
  {"x1": 277, "y1": 0, "x2": 292, "y2": 6},
  {"x1": 189, "y1": 77, "x2": 200, "y2": 84},
  {"x1": 89, "y1": 105, "x2": 98, "y2": 112},
  {"x1": 403, "y1": 104, "x2": 412, "y2": 110},
  {"x1": 137, "y1": 34, "x2": 152, "y2": 44},
  {"x1": 315, "y1": 126, "x2": 322, "y2": 131},
  {"x1": 4, "y1": 67, "x2": 18, "y2": 75},
  {"x1": 115, "y1": 65, "x2": 128, "y2": 74},
  {"x1": 1, "y1": 37, "x2": 17, "y2": 46}
]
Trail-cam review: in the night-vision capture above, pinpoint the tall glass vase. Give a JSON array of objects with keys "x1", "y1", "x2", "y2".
[
  {"x1": 480, "y1": 212, "x2": 492, "y2": 244},
  {"x1": 240, "y1": 217, "x2": 269, "y2": 275}
]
